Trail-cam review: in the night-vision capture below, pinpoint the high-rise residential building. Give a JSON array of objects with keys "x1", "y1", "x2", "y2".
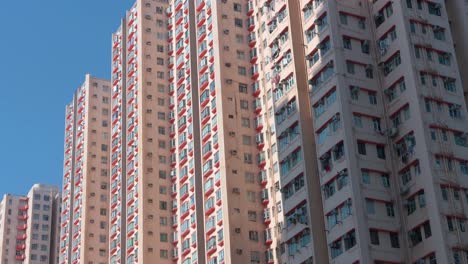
[
  {"x1": 109, "y1": 0, "x2": 327, "y2": 263},
  {"x1": 445, "y1": 0, "x2": 468, "y2": 106},
  {"x1": 59, "y1": 75, "x2": 111, "y2": 264},
  {"x1": 0, "y1": 194, "x2": 29, "y2": 263},
  {"x1": 0, "y1": 184, "x2": 60, "y2": 264},
  {"x1": 25, "y1": 184, "x2": 61, "y2": 264},
  {"x1": 65, "y1": 0, "x2": 468, "y2": 264},
  {"x1": 300, "y1": 0, "x2": 468, "y2": 263}
]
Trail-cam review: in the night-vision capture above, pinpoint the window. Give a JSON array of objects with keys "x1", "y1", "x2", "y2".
[
  {"x1": 343, "y1": 36, "x2": 351, "y2": 49},
  {"x1": 357, "y1": 142, "x2": 366, "y2": 155},
  {"x1": 234, "y1": 18, "x2": 243, "y2": 28},
  {"x1": 366, "y1": 199, "x2": 375, "y2": 214},
  {"x1": 238, "y1": 83, "x2": 247, "y2": 93},
  {"x1": 346, "y1": 62, "x2": 355, "y2": 74},
  {"x1": 238, "y1": 66, "x2": 246, "y2": 76},
  {"x1": 233, "y1": 3, "x2": 242, "y2": 12},
  {"x1": 377, "y1": 145, "x2": 386, "y2": 159},
  {"x1": 406, "y1": 0, "x2": 412, "y2": 8},
  {"x1": 370, "y1": 230, "x2": 379, "y2": 245},
  {"x1": 381, "y1": 174, "x2": 390, "y2": 188},
  {"x1": 339, "y1": 13, "x2": 348, "y2": 24},
  {"x1": 386, "y1": 203, "x2": 395, "y2": 217},
  {"x1": 240, "y1": 100, "x2": 249, "y2": 110},
  {"x1": 368, "y1": 92, "x2": 377, "y2": 105},
  {"x1": 390, "y1": 233, "x2": 400, "y2": 248},
  {"x1": 362, "y1": 171, "x2": 370, "y2": 184},
  {"x1": 423, "y1": 221, "x2": 432, "y2": 238}
]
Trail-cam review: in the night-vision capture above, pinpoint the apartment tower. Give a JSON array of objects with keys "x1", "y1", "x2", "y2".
[
  {"x1": 109, "y1": 1, "x2": 173, "y2": 263},
  {"x1": 301, "y1": 0, "x2": 468, "y2": 263},
  {"x1": 0, "y1": 184, "x2": 60, "y2": 264},
  {"x1": 59, "y1": 75, "x2": 111, "y2": 264},
  {"x1": 94, "y1": 0, "x2": 468, "y2": 263}
]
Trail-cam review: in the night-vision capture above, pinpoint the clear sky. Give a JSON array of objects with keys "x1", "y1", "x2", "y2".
[{"x1": 0, "y1": 1, "x2": 133, "y2": 196}]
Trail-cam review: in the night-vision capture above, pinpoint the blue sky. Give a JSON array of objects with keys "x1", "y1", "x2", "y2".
[{"x1": 0, "y1": 1, "x2": 133, "y2": 196}]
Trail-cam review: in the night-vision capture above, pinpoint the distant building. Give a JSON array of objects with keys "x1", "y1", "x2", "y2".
[{"x1": 0, "y1": 184, "x2": 60, "y2": 264}]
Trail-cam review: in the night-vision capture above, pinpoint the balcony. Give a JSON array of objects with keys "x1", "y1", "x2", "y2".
[
  {"x1": 16, "y1": 244, "x2": 26, "y2": 251},
  {"x1": 256, "y1": 133, "x2": 265, "y2": 149},
  {"x1": 259, "y1": 171, "x2": 268, "y2": 186},
  {"x1": 17, "y1": 214, "x2": 28, "y2": 221},
  {"x1": 247, "y1": 1, "x2": 254, "y2": 16},
  {"x1": 16, "y1": 224, "x2": 27, "y2": 231}
]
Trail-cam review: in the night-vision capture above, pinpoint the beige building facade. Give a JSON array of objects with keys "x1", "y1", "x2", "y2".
[
  {"x1": 57, "y1": 0, "x2": 468, "y2": 263},
  {"x1": 59, "y1": 75, "x2": 111, "y2": 264},
  {"x1": 0, "y1": 184, "x2": 60, "y2": 264}
]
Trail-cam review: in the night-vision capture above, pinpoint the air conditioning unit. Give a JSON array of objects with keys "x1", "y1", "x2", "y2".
[
  {"x1": 232, "y1": 188, "x2": 240, "y2": 194},
  {"x1": 229, "y1": 131, "x2": 236, "y2": 137},
  {"x1": 236, "y1": 249, "x2": 243, "y2": 254},
  {"x1": 235, "y1": 228, "x2": 241, "y2": 234},
  {"x1": 226, "y1": 79, "x2": 233, "y2": 84},
  {"x1": 230, "y1": 150, "x2": 238, "y2": 156}
]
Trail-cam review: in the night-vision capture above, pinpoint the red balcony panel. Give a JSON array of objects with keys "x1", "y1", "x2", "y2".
[
  {"x1": 180, "y1": 210, "x2": 190, "y2": 221},
  {"x1": 215, "y1": 179, "x2": 221, "y2": 187},
  {"x1": 264, "y1": 218, "x2": 271, "y2": 225},
  {"x1": 205, "y1": 207, "x2": 215, "y2": 216},
  {"x1": 180, "y1": 172, "x2": 188, "y2": 184},
  {"x1": 180, "y1": 192, "x2": 189, "y2": 202},
  {"x1": 175, "y1": 16, "x2": 183, "y2": 26},
  {"x1": 251, "y1": 72, "x2": 259, "y2": 80},
  {"x1": 204, "y1": 187, "x2": 214, "y2": 197},
  {"x1": 126, "y1": 246, "x2": 135, "y2": 256},
  {"x1": 181, "y1": 229, "x2": 190, "y2": 238},
  {"x1": 178, "y1": 124, "x2": 187, "y2": 134},
  {"x1": 265, "y1": 239, "x2": 273, "y2": 246},
  {"x1": 199, "y1": 49, "x2": 207, "y2": 59},
  {"x1": 198, "y1": 33, "x2": 206, "y2": 43},
  {"x1": 256, "y1": 123, "x2": 263, "y2": 131},
  {"x1": 196, "y1": 0, "x2": 205, "y2": 11},
  {"x1": 206, "y1": 226, "x2": 215, "y2": 237},
  {"x1": 199, "y1": 65, "x2": 208, "y2": 75},
  {"x1": 16, "y1": 244, "x2": 26, "y2": 251},
  {"x1": 206, "y1": 247, "x2": 216, "y2": 256},
  {"x1": 178, "y1": 141, "x2": 187, "y2": 150},
  {"x1": 203, "y1": 151, "x2": 212, "y2": 161},
  {"x1": 218, "y1": 240, "x2": 224, "y2": 247},
  {"x1": 175, "y1": 1, "x2": 183, "y2": 12},
  {"x1": 180, "y1": 157, "x2": 188, "y2": 167},
  {"x1": 175, "y1": 31, "x2": 184, "y2": 42},
  {"x1": 262, "y1": 198, "x2": 270, "y2": 206},
  {"x1": 216, "y1": 199, "x2": 222, "y2": 206},
  {"x1": 182, "y1": 248, "x2": 191, "y2": 257},
  {"x1": 178, "y1": 107, "x2": 187, "y2": 117},
  {"x1": 197, "y1": 18, "x2": 206, "y2": 28}
]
